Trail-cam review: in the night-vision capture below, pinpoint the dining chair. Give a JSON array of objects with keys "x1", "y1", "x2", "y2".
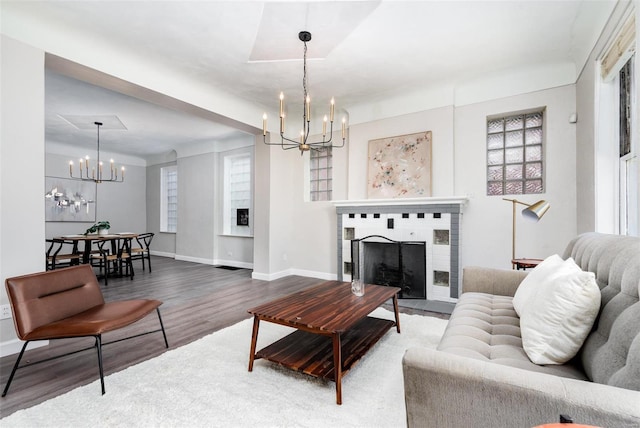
[
  {"x1": 130, "y1": 232, "x2": 154, "y2": 272},
  {"x1": 46, "y1": 239, "x2": 81, "y2": 270},
  {"x1": 90, "y1": 237, "x2": 134, "y2": 285}
]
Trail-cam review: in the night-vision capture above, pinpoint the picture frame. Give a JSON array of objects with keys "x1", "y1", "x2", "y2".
[
  {"x1": 236, "y1": 208, "x2": 249, "y2": 226},
  {"x1": 45, "y1": 176, "x2": 97, "y2": 222},
  {"x1": 367, "y1": 131, "x2": 432, "y2": 199}
]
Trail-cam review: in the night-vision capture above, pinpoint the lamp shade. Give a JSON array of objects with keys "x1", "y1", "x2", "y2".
[{"x1": 522, "y1": 200, "x2": 550, "y2": 221}]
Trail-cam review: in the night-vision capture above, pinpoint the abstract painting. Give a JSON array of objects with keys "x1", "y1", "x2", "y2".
[
  {"x1": 45, "y1": 176, "x2": 96, "y2": 222},
  {"x1": 367, "y1": 131, "x2": 432, "y2": 198}
]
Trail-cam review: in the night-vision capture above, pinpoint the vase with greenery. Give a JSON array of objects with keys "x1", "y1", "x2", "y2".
[{"x1": 84, "y1": 221, "x2": 111, "y2": 236}]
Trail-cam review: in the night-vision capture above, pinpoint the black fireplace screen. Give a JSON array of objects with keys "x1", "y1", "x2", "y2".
[{"x1": 351, "y1": 235, "x2": 426, "y2": 299}]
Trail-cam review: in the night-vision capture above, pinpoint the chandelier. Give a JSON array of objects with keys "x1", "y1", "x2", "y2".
[
  {"x1": 69, "y1": 121, "x2": 124, "y2": 183},
  {"x1": 262, "y1": 31, "x2": 347, "y2": 154}
]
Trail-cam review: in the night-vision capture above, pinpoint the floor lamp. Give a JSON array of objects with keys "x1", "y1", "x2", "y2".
[{"x1": 502, "y1": 198, "x2": 551, "y2": 268}]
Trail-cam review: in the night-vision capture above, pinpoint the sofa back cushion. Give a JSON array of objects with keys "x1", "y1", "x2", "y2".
[{"x1": 563, "y1": 233, "x2": 640, "y2": 390}]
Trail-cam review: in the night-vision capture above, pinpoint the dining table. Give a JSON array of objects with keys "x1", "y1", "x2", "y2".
[{"x1": 57, "y1": 233, "x2": 139, "y2": 265}]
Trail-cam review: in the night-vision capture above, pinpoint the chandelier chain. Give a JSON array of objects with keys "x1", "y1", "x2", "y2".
[
  {"x1": 261, "y1": 30, "x2": 346, "y2": 153},
  {"x1": 302, "y1": 40, "x2": 308, "y2": 130}
]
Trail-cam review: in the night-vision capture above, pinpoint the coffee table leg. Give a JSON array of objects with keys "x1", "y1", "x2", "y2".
[
  {"x1": 248, "y1": 315, "x2": 260, "y2": 372},
  {"x1": 332, "y1": 333, "x2": 342, "y2": 405},
  {"x1": 392, "y1": 294, "x2": 401, "y2": 333}
]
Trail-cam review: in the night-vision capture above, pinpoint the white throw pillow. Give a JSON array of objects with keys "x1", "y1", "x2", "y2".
[
  {"x1": 512, "y1": 254, "x2": 564, "y2": 317},
  {"x1": 520, "y1": 258, "x2": 601, "y2": 365}
]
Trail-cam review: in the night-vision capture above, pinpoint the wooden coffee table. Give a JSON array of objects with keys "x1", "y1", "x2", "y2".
[{"x1": 247, "y1": 280, "x2": 401, "y2": 405}]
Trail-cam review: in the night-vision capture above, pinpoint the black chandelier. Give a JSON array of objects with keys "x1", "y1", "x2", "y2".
[
  {"x1": 262, "y1": 31, "x2": 347, "y2": 154},
  {"x1": 68, "y1": 122, "x2": 124, "y2": 183}
]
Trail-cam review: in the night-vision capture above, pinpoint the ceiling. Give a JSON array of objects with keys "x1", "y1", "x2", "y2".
[{"x1": 3, "y1": 1, "x2": 616, "y2": 160}]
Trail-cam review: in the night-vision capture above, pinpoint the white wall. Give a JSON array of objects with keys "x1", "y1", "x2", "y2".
[
  {"x1": 348, "y1": 106, "x2": 455, "y2": 199},
  {"x1": 455, "y1": 85, "x2": 578, "y2": 269},
  {"x1": 0, "y1": 36, "x2": 45, "y2": 355},
  {"x1": 260, "y1": 85, "x2": 578, "y2": 280}
]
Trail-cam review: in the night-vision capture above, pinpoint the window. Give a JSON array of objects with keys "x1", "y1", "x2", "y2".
[
  {"x1": 223, "y1": 152, "x2": 252, "y2": 236},
  {"x1": 618, "y1": 56, "x2": 637, "y2": 235},
  {"x1": 160, "y1": 165, "x2": 178, "y2": 233},
  {"x1": 310, "y1": 148, "x2": 332, "y2": 201},
  {"x1": 596, "y1": 12, "x2": 637, "y2": 236},
  {"x1": 486, "y1": 110, "x2": 544, "y2": 196}
]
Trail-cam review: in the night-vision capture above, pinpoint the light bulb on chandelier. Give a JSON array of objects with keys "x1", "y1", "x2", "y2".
[
  {"x1": 68, "y1": 121, "x2": 124, "y2": 183},
  {"x1": 262, "y1": 31, "x2": 347, "y2": 154}
]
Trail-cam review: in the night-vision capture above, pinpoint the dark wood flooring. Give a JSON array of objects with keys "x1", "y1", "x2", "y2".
[{"x1": 0, "y1": 256, "x2": 447, "y2": 418}]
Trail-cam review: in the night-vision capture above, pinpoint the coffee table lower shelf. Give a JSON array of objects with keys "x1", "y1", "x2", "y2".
[{"x1": 255, "y1": 316, "x2": 395, "y2": 381}]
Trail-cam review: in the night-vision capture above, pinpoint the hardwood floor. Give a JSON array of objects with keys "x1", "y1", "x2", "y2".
[{"x1": 0, "y1": 256, "x2": 447, "y2": 418}]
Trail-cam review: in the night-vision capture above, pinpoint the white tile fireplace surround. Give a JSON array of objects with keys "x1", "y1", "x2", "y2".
[{"x1": 335, "y1": 197, "x2": 468, "y2": 314}]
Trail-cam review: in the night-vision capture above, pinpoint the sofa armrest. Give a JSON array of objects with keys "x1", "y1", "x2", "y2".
[
  {"x1": 462, "y1": 266, "x2": 528, "y2": 297},
  {"x1": 402, "y1": 347, "x2": 640, "y2": 428}
]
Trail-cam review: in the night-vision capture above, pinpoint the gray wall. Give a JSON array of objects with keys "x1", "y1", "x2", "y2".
[
  {"x1": 44, "y1": 152, "x2": 147, "y2": 238},
  {"x1": 175, "y1": 153, "x2": 216, "y2": 262}
]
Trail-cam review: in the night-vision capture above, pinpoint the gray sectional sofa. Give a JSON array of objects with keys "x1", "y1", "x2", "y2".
[{"x1": 402, "y1": 232, "x2": 640, "y2": 427}]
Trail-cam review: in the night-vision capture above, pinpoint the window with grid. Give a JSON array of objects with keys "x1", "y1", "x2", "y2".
[
  {"x1": 618, "y1": 56, "x2": 637, "y2": 235},
  {"x1": 224, "y1": 153, "x2": 252, "y2": 236},
  {"x1": 486, "y1": 110, "x2": 544, "y2": 196},
  {"x1": 160, "y1": 165, "x2": 177, "y2": 233},
  {"x1": 310, "y1": 148, "x2": 332, "y2": 201}
]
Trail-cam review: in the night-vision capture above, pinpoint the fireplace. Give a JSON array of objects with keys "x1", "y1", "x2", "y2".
[
  {"x1": 351, "y1": 236, "x2": 426, "y2": 299},
  {"x1": 335, "y1": 197, "x2": 468, "y2": 313}
]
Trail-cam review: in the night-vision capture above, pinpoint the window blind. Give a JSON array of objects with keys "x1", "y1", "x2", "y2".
[{"x1": 601, "y1": 14, "x2": 636, "y2": 80}]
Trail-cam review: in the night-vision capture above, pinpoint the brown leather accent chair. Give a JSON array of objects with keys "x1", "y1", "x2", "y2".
[{"x1": 2, "y1": 264, "x2": 169, "y2": 396}]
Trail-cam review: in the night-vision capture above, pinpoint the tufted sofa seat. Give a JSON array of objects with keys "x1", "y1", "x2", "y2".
[
  {"x1": 402, "y1": 233, "x2": 640, "y2": 427},
  {"x1": 437, "y1": 293, "x2": 589, "y2": 380}
]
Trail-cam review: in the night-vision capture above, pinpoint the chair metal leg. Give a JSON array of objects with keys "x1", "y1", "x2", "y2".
[
  {"x1": 2, "y1": 341, "x2": 29, "y2": 397},
  {"x1": 147, "y1": 252, "x2": 152, "y2": 273},
  {"x1": 156, "y1": 308, "x2": 169, "y2": 348},
  {"x1": 127, "y1": 257, "x2": 135, "y2": 280},
  {"x1": 94, "y1": 335, "x2": 106, "y2": 395}
]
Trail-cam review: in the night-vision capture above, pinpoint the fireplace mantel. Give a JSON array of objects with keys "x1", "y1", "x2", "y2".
[
  {"x1": 335, "y1": 196, "x2": 468, "y2": 314},
  {"x1": 333, "y1": 196, "x2": 469, "y2": 208}
]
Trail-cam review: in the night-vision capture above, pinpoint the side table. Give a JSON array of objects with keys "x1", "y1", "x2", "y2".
[{"x1": 511, "y1": 258, "x2": 543, "y2": 270}]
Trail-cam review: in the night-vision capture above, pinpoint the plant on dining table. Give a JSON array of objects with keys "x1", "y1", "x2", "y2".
[{"x1": 84, "y1": 221, "x2": 111, "y2": 235}]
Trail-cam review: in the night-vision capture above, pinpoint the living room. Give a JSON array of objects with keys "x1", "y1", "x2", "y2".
[{"x1": 1, "y1": 1, "x2": 639, "y2": 426}]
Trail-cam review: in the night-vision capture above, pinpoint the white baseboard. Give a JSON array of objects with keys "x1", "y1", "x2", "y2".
[
  {"x1": 251, "y1": 269, "x2": 335, "y2": 282},
  {"x1": 174, "y1": 254, "x2": 214, "y2": 265},
  {"x1": 174, "y1": 255, "x2": 255, "y2": 270},
  {"x1": 213, "y1": 259, "x2": 253, "y2": 269},
  {"x1": 251, "y1": 269, "x2": 292, "y2": 281},
  {"x1": 290, "y1": 269, "x2": 336, "y2": 281},
  {"x1": 149, "y1": 250, "x2": 175, "y2": 258},
  {"x1": 0, "y1": 339, "x2": 47, "y2": 358}
]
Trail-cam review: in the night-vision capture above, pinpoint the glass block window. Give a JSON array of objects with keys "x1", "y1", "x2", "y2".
[
  {"x1": 310, "y1": 148, "x2": 332, "y2": 201},
  {"x1": 224, "y1": 154, "x2": 252, "y2": 236},
  {"x1": 487, "y1": 110, "x2": 544, "y2": 195},
  {"x1": 160, "y1": 165, "x2": 178, "y2": 233}
]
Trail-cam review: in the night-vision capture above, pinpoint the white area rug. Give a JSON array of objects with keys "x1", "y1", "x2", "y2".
[{"x1": 2, "y1": 308, "x2": 447, "y2": 428}]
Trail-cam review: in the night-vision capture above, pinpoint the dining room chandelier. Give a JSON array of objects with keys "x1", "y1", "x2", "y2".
[
  {"x1": 262, "y1": 31, "x2": 347, "y2": 154},
  {"x1": 68, "y1": 121, "x2": 124, "y2": 183}
]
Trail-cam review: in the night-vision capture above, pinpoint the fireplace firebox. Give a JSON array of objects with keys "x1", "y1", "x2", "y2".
[{"x1": 351, "y1": 235, "x2": 426, "y2": 299}]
